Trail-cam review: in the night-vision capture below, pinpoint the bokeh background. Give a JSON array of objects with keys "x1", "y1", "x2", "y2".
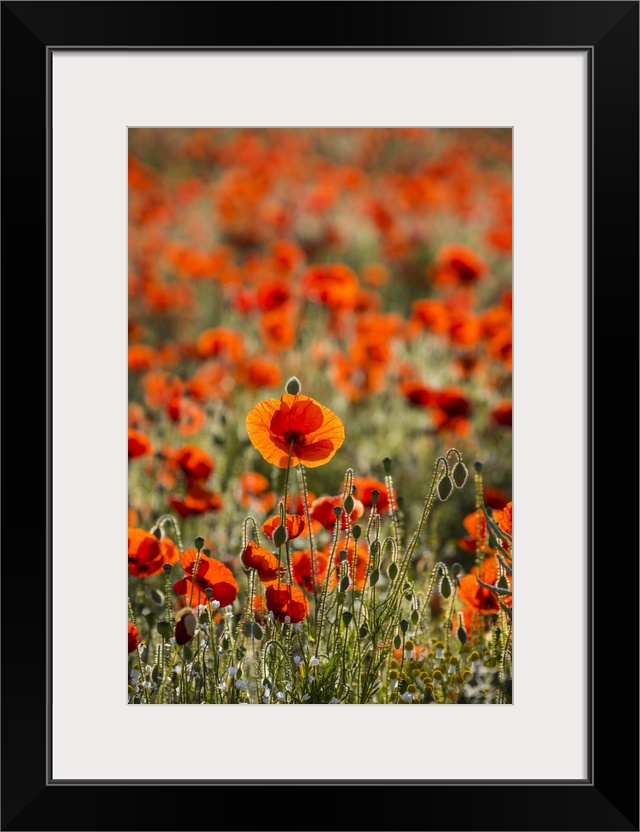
[{"x1": 128, "y1": 127, "x2": 512, "y2": 575}]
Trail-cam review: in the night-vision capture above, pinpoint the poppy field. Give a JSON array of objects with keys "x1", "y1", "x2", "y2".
[{"x1": 128, "y1": 128, "x2": 513, "y2": 705}]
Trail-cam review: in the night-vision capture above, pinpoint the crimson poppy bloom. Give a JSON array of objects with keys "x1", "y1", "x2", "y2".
[
  {"x1": 172, "y1": 549, "x2": 238, "y2": 607},
  {"x1": 265, "y1": 582, "x2": 310, "y2": 623},
  {"x1": 310, "y1": 494, "x2": 364, "y2": 532},
  {"x1": 352, "y1": 477, "x2": 390, "y2": 512},
  {"x1": 242, "y1": 541, "x2": 284, "y2": 584},
  {"x1": 128, "y1": 621, "x2": 141, "y2": 653},
  {"x1": 457, "y1": 554, "x2": 511, "y2": 616},
  {"x1": 491, "y1": 400, "x2": 512, "y2": 427},
  {"x1": 246, "y1": 393, "x2": 345, "y2": 468},
  {"x1": 168, "y1": 483, "x2": 223, "y2": 518},
  {"x1": 291, "y1": 549, "x2": 329, "y2": 593},
  {"x1": 327, "y1": 542, "x2": 369, "y2": 591},
  {"x1": 128, "y1": 428, "x2": 153, "y2": 459},
  {"x1": 128, "y1": 528, "x2": 164, "y2": 577},
  {"x1": 262, "y1": 513, "x2": 306, "y2": 542},
  {"x1": 175, "y1": 445, "x2": 215, "y2": 481}
]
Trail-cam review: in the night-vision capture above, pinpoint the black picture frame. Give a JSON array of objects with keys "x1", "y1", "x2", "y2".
[{"x1": 2, "y1": 2, "x2": 638, "y2": 830}]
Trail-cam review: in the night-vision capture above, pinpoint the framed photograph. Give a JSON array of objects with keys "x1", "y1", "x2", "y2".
[{"x1": 2, "y1": 2, "x2": 637, "y2": 830}]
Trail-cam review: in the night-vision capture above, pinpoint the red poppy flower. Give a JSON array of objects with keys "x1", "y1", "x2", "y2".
[
  {"x1": 457, "y1": 510, "x2": 493, "y2": 554},
  {"x1": 128, "y1": 344, "x2": 157, "y2": 371},
  {"x1": 240, "y1": 471, "x2": 277, "y2": 513},
  {"x1": 165, "y1": 396, "x2": 206, "y2": 436},
  {"x1": 301, "y1": 263, "x2": 360, "y2": 310},
  {"x1": 128, "y1": 428, "x2": 153, "y2": 459},
  {"x1": 168, "y1": 483, "x2": 223, "y2": 518},
  {"x1": 256, "y1": 278, "x2": 291, "y2": 311},
  {"x1": 196, "y1": 327, "x2": 244, "y2": 363},
  {"x1": 262, "y1": 513, "x2": 306, "y2": 542},
  {"x1": 265, "y1": 582, "x2": 310, "y2": 623},
  {"x1": 433, "y1": 243, "x2": 487, "y2": 286},
  {"x1": 495, "y1": 501, "x2": 512, "y2": 537},
  {"x1": 352, "y1": 477, "x2": 390, "y2": 512},
  {"x1": 457, "y1": 555, "x2": 510, "y2": 615},
  {"x1": 172, "y1": 548, "x2": 238, "y2": 607},
  {"x1": 246, "y1": 393, "x2": 345, "y2": 468},
  {"x1": 310, "y1": 494, "x2": 364, "y2": 532},
  {"x1": 327, "y1": 542, "x2": 369, "y2": 591},
  {"x1": 128, "y1": 528, "x2": 164, "y2": 577},
  {"x1": 400, "y1": 381, "x2": 436, "y2": 407},
  {"x1": 240, "y1": 357, "x2": 282, "y2": 390},
  {"x1": 491, "y1": 400, "x2": 512, "y2": 427},
  {"x1": 175, "y1": 445, "x2": 214, "y2": 481},
  {"x1": 291, "y1": 549, "x2": 329, "y2": 593},
  {"x1": 242, "y1": 541, "x2": 284, "y2": 584},
  {"x1": 128, "y1": 621, "x2": 141, "y2": 653},
  {"x1": 259, "y1": 305, "x2": 297, "y2": 351}
]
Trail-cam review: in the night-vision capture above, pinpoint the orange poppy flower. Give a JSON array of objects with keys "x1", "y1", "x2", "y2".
[
  {"x1": 301, "y1": 263, "x2": 359, "y2": 310},
  {"x1": 196, "y1": 327, "x2": 244, "y2": 363},
  {"x1": 352, "y1": 477, "x2": 390, "y2": 512},
  {"x1": 159, "y1": 536, "x2": 180, "y2": 567},
  {"x1": 400, "y1": 381, "x2": 436, "y2": 407},
  {"x1": 245, "y1": 393, "x2": 345, "y2": 468},
  {"x1": 411, "y1": 299, "x2": 451, "y2": 334},
  {"x1": 242, "y1": 541, "x2": 284, "y2": 584},
  {"x1": 168, "y1": 483, "x2": 223, "y2": 518},
  {"x1": 172, "y1": 549, "x2": 238, "y2": 607},
  {"x1": 259, "y1": 305, "x2": 297, "y2": 351},
  {"x1": 291, "y1": 549, "x2": 329, "y2": 593},
  {"x1": 432, "y1": 243, "x2": 487, "y2": 286},
  {"x1": 310, "y1": 494, "x2": 364, "y2": 532},
  {"x1": 458, "y1": 510, "x2": 492, "y2": 554},
  {"x1": 240, "y1": 356, "x2": 283, "y2": 390},
  {"x1": 491, "y1": 400, "x2": 512, "y2": 427},
  {"x1": 262, "y1": 513, "x2": 306, "y2": 542},
  {"x1": 128, "y1": 621, "x2": 141, "y2": 653},
  {"x1": 175, "y1": 445, "x2": 214, "y2": 481},
  {"x1": 128, "y1": 428, "x2": 153, "y2": 459},
  {"x1": 457, "y1": 554, "x2": 510, "y2": 616},
  {"x1": 265, "y1": 582, "x2": 310, "y2": 623},
  {"x1": 331, "y1": 354, "x2": 386, "y2": 402},
  {"x1": 496, "y1": 501, "x2": 512, "y2": 536},
  {"x1": 128, "y1": 528, "x2": 164, "y2": 577},
  {"x1": 128, "y1": 344, "x2": 157, "y2": 371},
  {"x1": 165, "y1": 396, "x2": 206, "y2": 436},
  {"x1": 327, "y1": 541, "x2": 369, "y2": 591},
  {"x1": 256, "y1": 278, "x2": 291, "y2": 311}
]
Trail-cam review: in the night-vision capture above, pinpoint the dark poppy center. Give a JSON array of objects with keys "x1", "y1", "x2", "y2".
[{"x1": 283, "y1": 430, "x2": 306, "y2": 446}]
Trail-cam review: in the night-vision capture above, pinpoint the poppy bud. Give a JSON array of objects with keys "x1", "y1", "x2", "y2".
[
  {"x1": 352, "y1": 524, "x2": 362, "y2": 540},
  {"x1": 370, "y1": 488, "x2": 380, "y2": 505},
  {"x1": 411, "y1": 610, "x2": 419, "y2": 625},
  {"x1": 457, "y1": 626, "x2": 467, "y2": 645},
  {"x1": 344, "y1": 495, "x2": 355, "y2": 515},
  {"x1": 394, "y1": 634, "x2": 402, "y2": 649},
  {"x1": 163, "y1": 563, "x2": 173, "y2": 575},
  {"x1": 497, "y1": 575, "x2": 509, "y2": 590},
  {"x1": 285, "y1": 376, "x2": 301, "y2": 395},
  {"x1": 194, "y1": 536, "x2": 205, "y2": 551},
  {"x1": 152, "y1": 527, "x2": 162, "y2": 540},
  {"x1": 440, "y1": 576, "x2": 452, "y2": 598},
  {"x1": 388, "y1": 562, "x2": 398, "y2": 581},
  {"x1": 252, "y1": 622, "x2": 263, "y2": 639},
  {"x1": 474, "y1": 460, "x2": 483, "y2": 472},
  {"x1": 340, "y1": 575, "x2": 350, "y2": 592},
  {"x1": 382, "y1": 458, "x2": 392, "y2": 474},
  {"x1": 205, "y1": 587, "x2": 213, "y2": 600},
  {"x1": 359, "y1": 624, "x2": 369, "y2": 638},
  {"x1": 174, "y1": 608, "x2": 196, "y2": 646},
  {"x1": 453, "y1": 461, "x2": 468, "y2": 488},
  {"x1": 342, "y1": 610, "x2": 353, "y2": 626},
  {"x1": 370, "y1": 539, "x2": 380, "y2": 558},
  {"x1": 273, "y1": 525, "x2": 287, "y2": 547},
  {"x1": 369, "y1": 569, "x2": 379, "y2": 586},
  {"x1": 333, "y1": 506, "x2": 342, "y2": 519},
  {"x1": 400, "y1": 619, "x2": 409, "y2": 633},
  {"x1": 438, "y1": 475, "x2": 453, "y2": 501}
]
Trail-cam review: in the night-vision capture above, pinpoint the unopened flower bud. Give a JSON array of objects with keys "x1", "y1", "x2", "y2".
[{"x1": 285, "y1": 376, "x2": 301, "y2": 395}]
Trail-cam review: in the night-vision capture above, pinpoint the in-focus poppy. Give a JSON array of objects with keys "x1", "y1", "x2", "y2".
[
  {"x1": 265, "y1": 582, "x2": 310, "y2": 623},
  {"x1": 128, "y1": 528, "x2": 164, "y2": 577},
  {"x1": 262, "y1": 513, "x2": 306, "y2": 542},
  {"x1": 310, "y1": 494, "x2": 364, "y2": 532},
  {"x1": 291, "y1": 549, "x2": 329, "y2": 593},
  {"x1": 172, "y1": 548, "x2": 238, "y2": 607},
  {"x1": 457, "y1": 554, "x2": 510, "y2": 616},
  {"x1": 241, "y1": 541, "x2": 284, "y2": 584},
  {"x1": 245, "y1": 393, "x2": 345, "y2": 468}
]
